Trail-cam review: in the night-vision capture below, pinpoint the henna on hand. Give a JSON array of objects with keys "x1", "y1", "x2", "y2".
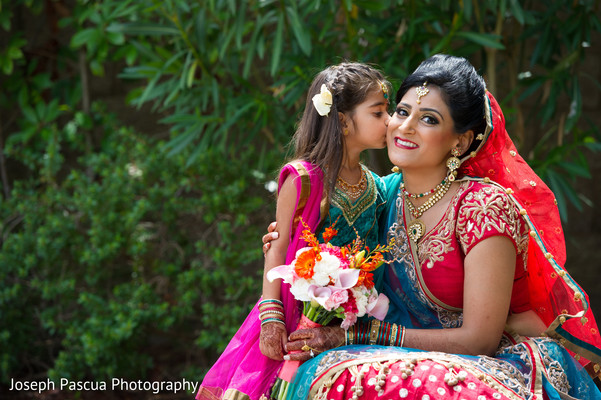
[
  {"x1": 260, "y1": 321, "x2": 288, "y2": 360},
  {"x1": 284, "y1": 327, "x2": 345, "y2": 361}
]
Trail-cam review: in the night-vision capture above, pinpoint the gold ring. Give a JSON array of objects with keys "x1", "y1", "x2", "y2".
[{"x1": 301, "y1": 344, "x2": 311, "y2": 352}]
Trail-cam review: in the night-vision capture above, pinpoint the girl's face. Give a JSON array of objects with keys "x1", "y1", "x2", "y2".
[
  {"x1": 343, "y1": 89, "x2": 390, "y2": 152},
  {"x1": 387, "y1": 85, "x2": 463, "y2": 173}
]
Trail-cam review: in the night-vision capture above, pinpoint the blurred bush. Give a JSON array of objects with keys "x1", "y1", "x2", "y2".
[{"x1": 0, "y1": 100, "x2": 275, "y2": 381}]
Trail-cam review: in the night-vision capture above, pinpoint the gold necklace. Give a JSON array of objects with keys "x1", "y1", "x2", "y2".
[
  {"x1": 404, "y1": 179, "x2": 452, "y2": 242},
  {"x1": 336, "y1": 168, "x2": 366, "y2": 200}
]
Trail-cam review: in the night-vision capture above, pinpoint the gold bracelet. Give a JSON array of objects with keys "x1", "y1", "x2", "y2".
[
  {"x1": 346, "y1": 326, "x2": 354, "y2": 345},
  {"x1": 369, "y1": 320, "x2": 381, "y2": 345},
  {"x1": 400, "y1": 326, "x2": 406, "y2": 347},
  {"x1": 390, "y1": 323, "x2": 398, "y2": 347}
]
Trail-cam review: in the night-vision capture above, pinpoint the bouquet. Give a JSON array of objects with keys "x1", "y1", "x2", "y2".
[{"x1": 266, "y1": 219, "x2": 393, "y2": 399}]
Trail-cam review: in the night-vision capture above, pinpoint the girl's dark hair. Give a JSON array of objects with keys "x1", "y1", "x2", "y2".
[
  {"x1": 292, "y1": 62, "x2": 390, "y2": 193},
  {"x1": 396, "y1": 54, "x2": 487, "y2": 156}
]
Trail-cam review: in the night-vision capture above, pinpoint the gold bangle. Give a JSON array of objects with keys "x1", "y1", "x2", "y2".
[
  {"x1": 346, "y1": 326, "x2": 354, "y2": 345},
  {"x1": 369, "y1": 320, "x2": 381, "y2": 345},
  {"x1": 400, "y1": 326, "x2": 406, "y2": 347},
  {"x1": 390, "y1": 323, "x2": 398, "y2": 347}
]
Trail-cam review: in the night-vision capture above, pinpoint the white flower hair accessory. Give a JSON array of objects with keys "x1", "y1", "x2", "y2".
[{"x1": 312, "y1": 84, "x2": 333, "y2": 116}]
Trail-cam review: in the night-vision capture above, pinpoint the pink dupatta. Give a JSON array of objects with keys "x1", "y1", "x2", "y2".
[{"x1": 196, "y1": 160, "x2": 325, "y2": 400}]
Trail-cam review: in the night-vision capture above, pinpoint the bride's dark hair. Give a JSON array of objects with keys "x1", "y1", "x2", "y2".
[
  {"x1": 395, "y1": 54, "x2": 487, "y2": 156},
  {"x1": 292, "y1": 62, "x2": 390, "y2": 194}
]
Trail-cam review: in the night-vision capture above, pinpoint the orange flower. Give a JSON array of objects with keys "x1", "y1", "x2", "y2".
[
  {"x1": 294, "y1": 249, "x2": 317, "y2": 279},
  {"x1": 361, "y1": 253, "x2": 384, "y2": 272},
  {"x1": 322, "y1": 227, "x2": 338, "y2": 243},
  {"x1": 356, "y1": 270, "x2": 375, "y2": 289}
]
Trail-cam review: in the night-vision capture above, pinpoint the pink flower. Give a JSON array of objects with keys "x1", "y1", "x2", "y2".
[
  {"x1": 266, "y1": 264, "x2": 297, "y2": 284},
  {"x1": 308, "y1": 286, "x2": 333, "y2": 309},
  {"x1": 334, "y1": 268, "x2": 360, "y2": 289},
  {"x1": 341, "y1": 313, "x2": 357, "y2": 330},
  {"x1": 366, "y1": 293, "x2": 390, "y2": 320},
  {"x1": 325, "y1": 289, "x2": 348, "y2": 310},
  {"x1": 342, "y1": 291, "x2": 358, "y2": 314}
]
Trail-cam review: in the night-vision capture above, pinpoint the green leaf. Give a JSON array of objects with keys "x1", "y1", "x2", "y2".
[
  {"x1": 455, "y1": 31, "x2": 505, "y2": 49},
  {"x1": 71, "y1": 28, "x2": 98, "y2": 49},
  {"x1": 106, "y1": 22, "x2": 180, "y2": 37},
  {"x1": 186, "y1": 61, "x2": 197, "y2": 88},
  {"x1": 558, "y1": 161, "x2": 591, "y2": 179},
  {"x1": 354, "y1": 0, "x2": 390, "y2": 12},
  {"x1": 462, "y1": 0, "x2": 473, "y2": 21},
  {"x1": 136, "y1": 51, "x2": 185, "y2": 107},
  {"x1": 106, "y1": 32, "x2": 125, "y2": 46},
  {"x1": 1, "y1": 56, "x2": 12, "y2": 74},
  {"x1": 165, "y1": 122, "x2": 205, "y2": 156},
  {"x1": 270, "y1": 15, "x2": 284, "y2": 76},
  {"x1": 545, "y1": 170, "x2": 568, "y2": 220},
  {"x1": 509, "y1": 0, "x2": 525, "y2": 25},
  {"x1": 518, "y1": 78, "x2": 545, "y2": 101},
  {"x1": 21, "y1": 106, "x2": 38, "y2": 124},
  {"x1": 8, "y1": 46, "x2": 23, "y2": 60},
  {"x1": 286, "y1": 6, "x2": 311, "y2": 56}
]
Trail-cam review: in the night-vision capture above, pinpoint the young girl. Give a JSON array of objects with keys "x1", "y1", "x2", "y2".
[{"x1": 196, "y1": 62, "x2": 392, "y2": 400}]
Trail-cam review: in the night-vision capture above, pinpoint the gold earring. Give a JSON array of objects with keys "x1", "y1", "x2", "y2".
[
  {"x1": 446, "y1": 147, "x2": 462, "y2": 182},
  {"x1": 344, "y1": 128, "x2": 349, "y2": 136},
  {"x1": 391, "y1": 166, "x2": 400, "y2": 173}
]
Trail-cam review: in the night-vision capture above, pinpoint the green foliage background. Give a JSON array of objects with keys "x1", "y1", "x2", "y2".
[{"x1": 0, "y1": 0, "x2": 600, "y2": 393}]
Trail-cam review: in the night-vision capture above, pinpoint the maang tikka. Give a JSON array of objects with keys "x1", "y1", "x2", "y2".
[{"x1": 415, "y1": 81, "x2": 429, "y2": 104}]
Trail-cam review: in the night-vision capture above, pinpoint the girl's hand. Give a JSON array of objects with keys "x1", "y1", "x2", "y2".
[
  {"x1": 262, "y1": 222, "x2": 278, "y2": 255},
  {"x1": 259, "y1": 321, "x2": 288, "y2": 360},
  {"x1": 284, "y1": 327, "x2": 345, "y2": 362}
]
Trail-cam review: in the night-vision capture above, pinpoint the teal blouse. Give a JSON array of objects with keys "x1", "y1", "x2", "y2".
[{"x1": 316, "y1": 165, "x2": 388, "y2": 250}]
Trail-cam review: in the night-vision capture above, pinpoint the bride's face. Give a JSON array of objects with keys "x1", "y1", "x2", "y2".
[{"x1": 386, "y1": 85, "x2": 460, "y2": 173}]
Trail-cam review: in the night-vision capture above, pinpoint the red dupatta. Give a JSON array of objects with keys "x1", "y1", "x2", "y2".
[{"x1": 460, "y1": 92, "x2": 601, "y2": 376}]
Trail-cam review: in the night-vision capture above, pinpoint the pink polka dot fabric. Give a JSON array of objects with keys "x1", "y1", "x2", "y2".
[{"x1": 324, "y1": 360, "x2": 512, "y2": 400}]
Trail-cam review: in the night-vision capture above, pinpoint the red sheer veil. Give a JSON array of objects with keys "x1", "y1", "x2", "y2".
[{"x1": 460, "y1": 92, "x2": 601, "y2": 375}]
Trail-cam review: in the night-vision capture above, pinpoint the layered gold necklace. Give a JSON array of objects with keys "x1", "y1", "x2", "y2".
[
  {"x1": 336, "y1": 168, "x2": 367, "y2": 201},
  {"x1": 402, "y1": 177, "x2": 452, "y2": 242}
]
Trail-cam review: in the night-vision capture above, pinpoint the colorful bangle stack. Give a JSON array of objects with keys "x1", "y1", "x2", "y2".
[
  {"x1": 345, "y1": 320, "x2": 405, "y2": 347},
  {"x1": 258, "y1": 298, "x2": 285, "y2": 327},
  {"x1": 346, "y1": 321, "x2": 371, "y2": 345}
]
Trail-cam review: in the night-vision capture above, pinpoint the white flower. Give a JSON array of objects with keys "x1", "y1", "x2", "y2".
[
  {"x1": 312, "y1": 252, "x2": 341, "y2": 286},
  {"x1": 290, "y1": 278, "x2": 313, "y2": 302},
  {"x1": 312, "y1": 84, "x2": 333, "y2": 116},
  {"x1": 126, "y1": 163, "x2": 143, "y2": 178},
  {"x1": 264, "y1": 180, "x2": 278, "y2": 193},
  {"x1": 351, "y1": 287, "x2": 369, "y2": 316}
]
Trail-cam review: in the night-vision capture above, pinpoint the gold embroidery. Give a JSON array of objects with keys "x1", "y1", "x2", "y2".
[
  {"x1": 330, "y1": 165, "x2": 377, "y2": 226},
  {"x1": 417, "y1": 181, "x2": 467, "y2": 269},
  {"x1": 388, "y1": 191, "x2": 463, "y2": 326},
  {"x1": 390, "y1": 181, "x2": 530, "y2": 327},
  {"x1": 223, "y1": 388, "x2": 252, "y2": 400},
  {"x1": 309, "y1": 348, "x2": 539, "y2": 400},
  {"x1": 456, "y1": 184, "x2": 529, "y2": 263}
]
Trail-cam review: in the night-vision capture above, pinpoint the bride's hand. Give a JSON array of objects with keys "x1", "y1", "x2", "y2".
[
  {"x1": 284, "y1": 327, "x2": 345, "y2": 362},
  {"x1": 262, "y1": 221, "x2": 278, "y2": 255}
]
